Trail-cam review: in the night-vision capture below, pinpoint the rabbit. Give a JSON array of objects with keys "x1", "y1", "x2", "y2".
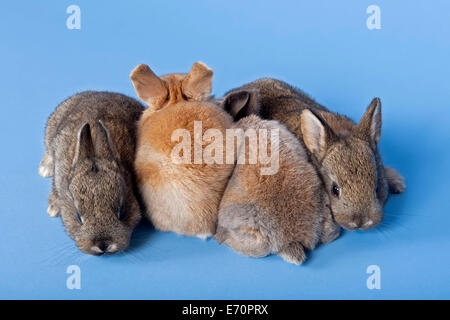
[
  {"x1": 214, "y1": 90, "x2": 340, "y2": 265},
  {"x1": 130, "y1": 62, "x2": 235, "y2": 238},
  {"x1": 223, "y1": 78, "x2": 405, "y2": 231},
  {"x1": 39, "y1": 91, "x2": 144, "y2": 255}
]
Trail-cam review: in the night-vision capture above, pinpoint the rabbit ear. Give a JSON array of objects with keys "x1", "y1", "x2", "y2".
[
  {"x1": 222, "y1": 90, "x2": 259, "y2": 121},
  {"x1": 94, "y1": 120, "x2": 118, "y2": 161},
  {"x1": 73, "y1": 123, "x2": 94, "y2": 165},
  {"x1": 181, "y1": 62, "x2": 213, "y2": 101},
  {"x1": 301, "y1": 109, "x2": 337, "y2": 160},
  {"x1": 130, "y1": 64, "x2": 168, "y2": 109},
  {"x1": 355, "y1": 97, "x2": 382, "y2": 147}
]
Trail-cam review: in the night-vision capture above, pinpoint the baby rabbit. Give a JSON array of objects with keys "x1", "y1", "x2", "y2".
[
  {"x1": 39, "y1": 91, "x2": 144, "y2": 255},
  {"x1": 215, "y1": 90, "x2": 339, "y2": 265},
  {"x1": 225, "y1": 79, "x2": 405, "y2": 231},
  {"x1": 130, "y1": 62, "x2": 234, "y2": 238}
]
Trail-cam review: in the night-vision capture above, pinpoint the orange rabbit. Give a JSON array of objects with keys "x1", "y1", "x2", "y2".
[{"x1": 130, "y1": 62, "x2": 234, "y2": 238}]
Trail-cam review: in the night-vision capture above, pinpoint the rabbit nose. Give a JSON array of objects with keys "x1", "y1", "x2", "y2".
[
  {"x1": 348, "y1": 215, "x2": 362, "y2": 229},
  {"x1": 91, "y1": 240, "x2": 110, "y2": 255},
  {"x1": 97, "y1": 242, "x2": 108, "y2": 252}
]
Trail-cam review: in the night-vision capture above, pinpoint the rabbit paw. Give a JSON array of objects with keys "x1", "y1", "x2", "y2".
[
  {"x1": 47, "y1": 204, "x2": 60, "y2": 217},
  {"x1": 320, "y1": 215, "x2": 341, "y2": 244},
  {"x1": 278, "y1": 242, "x2": 306, "y2": 265},
  {"x1": 39, "y1": 154, "x2": 54, "y2": 178},
  {"x1": 196, "y1": 233, "x2": 212, "y2": 240},
  {"x1": 385, "y1": 167, "x2": 405, "y2": 194},
  {"x1": 214, "y1": 226, "x2": 228, "y2": 244},
  {"x1": 39, "y1": 164, "x2": 52, "y2": 178}
]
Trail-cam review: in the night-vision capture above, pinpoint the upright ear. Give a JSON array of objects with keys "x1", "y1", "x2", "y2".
[
  {"x1": 130, "y1": 64, "x2": 168, "y2": 109},
  {"x1": 181, "y1": 62, "x2": 213, "y2": 100},
  {"x1": 94, "y1": 120, "x2": 118, "y2": 161},
  {"x1": 73, "y1": 123, "x2": 94, "y2": 165},
  {"x1": 300, "y1": 109, "x2": 336, "y2": 160},
  {"x1": 355, "y1": 97, "x2": 382, "y2": 147},
  {"x1": 222, "y1": 90, "x2": 259, "y2": 121}
]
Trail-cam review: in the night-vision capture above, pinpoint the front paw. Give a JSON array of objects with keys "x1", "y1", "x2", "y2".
[
  {"x1": 196, "y1": 233, "x2": 212, "y2": 240},
  {"x1": 39, "y1": 164, "x2": 53, "y2": 178},
  {"x1": 320, "y1": 211, "x2": 341, "y2": 244},
  {"x1": 39, "y1": 154, "x2": 54, "y2": 178},
  {"x1": 47, "y1": 204, "x2": 60, "y2": 217},
  {"x1": 321, "y1": 225, "x2": 340, "y2": 244}
]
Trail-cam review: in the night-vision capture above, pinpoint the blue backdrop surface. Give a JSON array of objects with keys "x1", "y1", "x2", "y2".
[{"x1": 0, "y1": 0, "x2": 449, "y2": 299}]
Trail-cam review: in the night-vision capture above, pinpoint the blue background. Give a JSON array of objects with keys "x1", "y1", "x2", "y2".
[{"x1": 1, "y1": 0, "x2": 449, "y2": 299}]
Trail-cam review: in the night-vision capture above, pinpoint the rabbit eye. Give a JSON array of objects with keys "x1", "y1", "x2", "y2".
[
  {"x1": 332, "y1": 184, "x2": 340, "y2": 198},
  {"x1": 75, "y1": 209, "x2": 83, "y2": 224}
]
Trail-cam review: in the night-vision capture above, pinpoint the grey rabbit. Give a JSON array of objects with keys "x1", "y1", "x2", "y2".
[
  {"x1": 39, "y1": 91, "x2": 144, "y2": 255},
  {"x1": 215, "y1": 90, "x2": 340, "y2": 265},
  {"x1": 223, "y1": 79, "x2": 405, "y2": 231}
]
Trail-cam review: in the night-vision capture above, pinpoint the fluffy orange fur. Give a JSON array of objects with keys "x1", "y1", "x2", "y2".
[
  {"x1": 131, "y1": 62, "x2": 234, "y2": 237},
  {"x1": 135, "y1": 101, "x2": 234, "y2": 236}
]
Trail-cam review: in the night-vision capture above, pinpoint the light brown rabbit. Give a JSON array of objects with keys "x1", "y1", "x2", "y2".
[
  {"x1": 130, "y1": 62, "x2": 234, "y2": 238},
  {"x1": 214, "y1": 90, "x2": 340, "y2": 265},
  {"x1": 225, "y1": 79, "x2": 405, "y2": 231}
]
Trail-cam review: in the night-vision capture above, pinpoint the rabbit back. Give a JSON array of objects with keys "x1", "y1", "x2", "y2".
[
  {"x1": 135, "y1": 100, "x2": 234, "y2": 237},
  {"x1": 216, "y1": 115, "x2": 327, "y2": 262}
]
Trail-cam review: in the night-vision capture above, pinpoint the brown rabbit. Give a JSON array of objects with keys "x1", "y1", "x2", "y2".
[
  {"x1": 224, "y1": 79, "x2": 405, "y2": 231},
  {"x1": 39, "y1": 91, "x2": 144, "y2": 255},
  {"x1": 214, "y1": 90, "x2": 340, "y2": 265},
  {"x1": 130, "y1": 62, "x2": 234, "y2": 238}
]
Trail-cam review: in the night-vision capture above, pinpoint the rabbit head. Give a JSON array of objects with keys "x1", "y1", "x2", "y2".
[
  {"x1": 300, "y1": 98, "x2": 387, "y2": 231},
  {"x1": 63, "y1": 121, "x2": 140, "y2": 255},
  {"x1": 130, "y1": 61, "x2": 213, "y2": 110}
]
